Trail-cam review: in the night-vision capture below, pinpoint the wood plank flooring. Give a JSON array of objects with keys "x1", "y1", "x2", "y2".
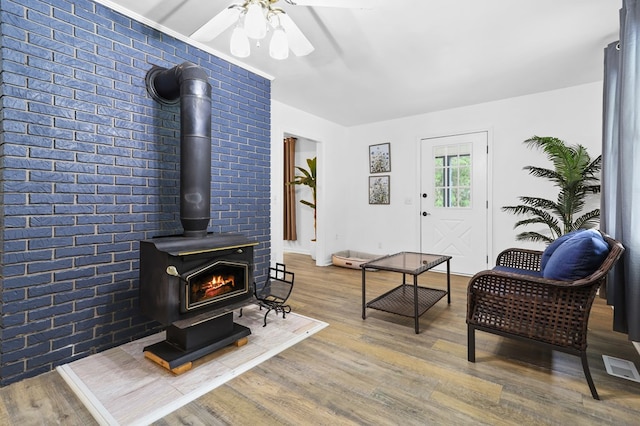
[{"x1": 1, "y1": 252, "x2": 639, "y2": 425}]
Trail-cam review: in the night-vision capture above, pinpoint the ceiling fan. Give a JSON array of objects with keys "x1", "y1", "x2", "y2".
[{"x1": 190, "y1": 0, "x2": 374, "y2": 60}]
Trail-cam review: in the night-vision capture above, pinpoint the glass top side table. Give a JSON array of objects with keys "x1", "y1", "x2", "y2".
[{"x1": 361, "y1": 251, "x2": 452, "y2": 334}]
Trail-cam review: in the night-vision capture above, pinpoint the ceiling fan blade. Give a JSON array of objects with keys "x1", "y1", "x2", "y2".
[
  {"x1": 279, "y1": 13, "x2": 314, "y2": 56},
  {"x1": 287, "y1": 0, "x2": 377, "y2": 8},
  {"x1": 190, "y1": 6, "x2": 242, "y2": 42}
]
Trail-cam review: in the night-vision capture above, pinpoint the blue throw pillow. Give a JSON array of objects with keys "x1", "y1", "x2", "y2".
[
  {"x1": 540, "y1": 229, "x2": 586, "y2": 273},
  {"x1": 542, "y1": 230, "x2": 609, "y2": 280}
]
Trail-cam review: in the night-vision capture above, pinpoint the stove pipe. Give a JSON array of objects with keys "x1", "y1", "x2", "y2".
[{"x1": 145, "y1": 62, "x2": 212, "y2": 238}]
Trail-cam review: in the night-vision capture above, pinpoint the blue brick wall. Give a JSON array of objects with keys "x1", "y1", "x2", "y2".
[{"x1": 0, "y1": 0, "x2": 271, "y2": 385}]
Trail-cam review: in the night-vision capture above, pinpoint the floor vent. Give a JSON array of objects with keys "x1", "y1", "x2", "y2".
[{"x1": 602, "y1": 355, "x2": 640, "y2": 382}]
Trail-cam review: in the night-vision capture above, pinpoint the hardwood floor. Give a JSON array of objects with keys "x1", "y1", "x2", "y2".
[{"x1": 1, "y1": 252, "x2": 639, "y2": 425}]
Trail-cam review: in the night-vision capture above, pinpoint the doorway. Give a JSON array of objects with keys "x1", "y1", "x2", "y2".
[
  {"x1": 283, "y1": 136, "x2": 318, "y2": 257},
  {"x1": 419, "y1": 131, "x2": 489, "y2": 275}
]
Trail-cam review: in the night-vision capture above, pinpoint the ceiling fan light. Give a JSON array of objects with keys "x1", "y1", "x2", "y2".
[
  {"x1": 244, "y1": 2, "x2": 267, "y2": 40},
  {"x1": 269, "y1": 26, "x2": 289, "y2": 60},
  {"x1": 230, "y1": 26, "x2": 250, "y2": 58}
]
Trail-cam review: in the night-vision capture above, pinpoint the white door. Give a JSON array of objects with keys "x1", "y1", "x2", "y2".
[{"x1": 420, "y1": 132, "x2": 488, "y2": 275}]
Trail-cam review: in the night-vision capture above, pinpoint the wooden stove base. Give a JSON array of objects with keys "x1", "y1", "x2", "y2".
[{"x1": 143, "y1": 314, "x2": 251, "y2": 375}]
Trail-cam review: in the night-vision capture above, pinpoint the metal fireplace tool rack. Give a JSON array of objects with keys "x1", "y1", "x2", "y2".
[{"x1": 241, "y1": 263, "x2": 294, "y2": 327}]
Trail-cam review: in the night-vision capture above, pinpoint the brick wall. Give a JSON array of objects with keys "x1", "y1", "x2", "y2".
[{"x1": 0, "y1": 0, "x2": 271, "y2": 385}]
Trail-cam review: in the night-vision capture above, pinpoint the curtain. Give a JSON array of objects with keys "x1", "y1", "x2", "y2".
[
  {"x1": 600, "y1": 41, "x2": 620, "y2": 303},
  {"x1": 601, "y1": 0, "x2": 640, "y2": 341},
  {"x1": 283, "y1": 137, "x2": 298, "y2": 241}
]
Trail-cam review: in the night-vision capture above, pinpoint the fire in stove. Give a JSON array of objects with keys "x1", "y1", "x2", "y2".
[
  {"x1": 191, "y1": 274, "x2": 235, "y2": 301},
  {"x1": 183, "y1": 260, "x2": 248, "y2": 312}
]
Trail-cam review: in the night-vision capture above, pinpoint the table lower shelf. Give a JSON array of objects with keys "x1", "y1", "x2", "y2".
[{"x1": 366, "y1": 284, "x2": 447, "y2": 318}]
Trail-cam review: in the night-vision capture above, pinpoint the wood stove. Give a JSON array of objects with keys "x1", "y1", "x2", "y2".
[
  {"x1": 139, "y1": 233, "x2": 257, "y2": 372},
  {"x1": 140, "y1": 62, "x2": 259, "y2": 372}
]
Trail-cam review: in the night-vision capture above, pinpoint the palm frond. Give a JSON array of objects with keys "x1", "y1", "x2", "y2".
[
  {"x1": 582, "y1": 184, "x2": 601, "y2": 194},
  {"x1": 525, "y1": 136, "x2": 575, "y2": 176},
  {"x1": 517, "y1": 196, "x2": 558, "y2": 211},
  {"x1": 524, "y1": 166, "x2": 563, "y2": 184},
  {"x1": 502, "y1": 204, "x2": 554, "y2": 222},
  {"x1": 572, "y1": 209, "x2": 601, "y2": 229},
  {"x1": 502, "y1": 205, "x2": 562, "y2": 237},
  {"x1": 502, "y1": 204, "x2": 546, "y2": 217},
  {"x1": 513, "y1": 216, "x2": 558, "y2": 228},
  {"x1": 515, "y1": 231, "x2": 554, "y2": 244},
  {"x1": 300, "y1": 200, "x2": 316, "y2": 210},
  {"x1": 582, "y1": 156, "x2": 602, "y2": 176}
]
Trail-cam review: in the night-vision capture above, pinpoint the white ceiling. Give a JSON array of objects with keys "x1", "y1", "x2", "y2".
[{"x1": 103, "y1": 0, "x2": 621, "y2": 127}]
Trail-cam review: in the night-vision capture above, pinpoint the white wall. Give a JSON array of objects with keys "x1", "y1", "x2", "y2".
[
  {"x1": 271, "y1": 81, "x2": 604, "y2": 267},
  {"x1": 343, "y1": 82, "x2": 604, "y2": 262},
  {"x1": 271, "y1": 100, "x2": 349, "y2": 266}
]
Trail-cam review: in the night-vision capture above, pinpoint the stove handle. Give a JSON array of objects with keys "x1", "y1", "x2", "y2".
[{"x1": 166, "y1": 265, "x2": 180, "y2": 277}]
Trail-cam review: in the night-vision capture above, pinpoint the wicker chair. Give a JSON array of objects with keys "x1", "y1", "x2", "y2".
[{"x1": 467, "y1": 232, "x2": 624, "y2": 400}]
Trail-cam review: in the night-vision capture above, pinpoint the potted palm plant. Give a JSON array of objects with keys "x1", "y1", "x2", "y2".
[
  {"x1": 290, "y1": 157, "x2": 317, "y2": 257},
  {"x1": 502, "y1": 136, "x2": 601, "y2": 243}
]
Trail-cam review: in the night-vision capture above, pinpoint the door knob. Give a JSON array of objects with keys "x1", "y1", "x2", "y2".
[
  {"x1": 422, "y1": 193, "x2": 428, "y2": 198},
  {"x1": 422, "y1": 212, "x2": 431, "y2": 216}
]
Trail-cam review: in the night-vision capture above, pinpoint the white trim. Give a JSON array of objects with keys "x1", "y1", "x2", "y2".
[
  {"x1": 485, "y1": 127, "x2": 494, "y2": 265},
  {"x1": 56, "y1": 365, "x2": 116, "y2": 426},
  {"x1": 93, "y1": 0, "x2": 274, "y2": 81},
  {"x1": 412, "y1": 137, "x2": 423, "y2": 251}
]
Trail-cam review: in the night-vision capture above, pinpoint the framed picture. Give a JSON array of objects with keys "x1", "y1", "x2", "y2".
[
  {"x1": 369, "y1": 143, "x2": 391, "y2": 173},
  {"x1": 369, "y1": 175, "x2": 390, "y2": 204}
]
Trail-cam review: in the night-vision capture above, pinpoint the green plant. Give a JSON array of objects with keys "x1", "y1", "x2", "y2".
[
  {"x1": 502, "y1": 136, "x2": 601, "y2": 243},
  {"x1": 289, "y1": 156, "x2": 316, "y2": 240}
]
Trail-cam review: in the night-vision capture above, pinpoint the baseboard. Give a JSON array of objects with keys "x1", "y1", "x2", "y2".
[
  {"x1": 283, "y1": 249, "x2": 332, "y2": 266},
  {"x1": 283, "y1": 248, "x2": 309, "y2": 255}
]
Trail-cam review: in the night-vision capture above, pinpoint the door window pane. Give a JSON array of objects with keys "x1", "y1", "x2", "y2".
[{"x1": 433, "y1": 143, "x2": 472, "y2": 208}]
